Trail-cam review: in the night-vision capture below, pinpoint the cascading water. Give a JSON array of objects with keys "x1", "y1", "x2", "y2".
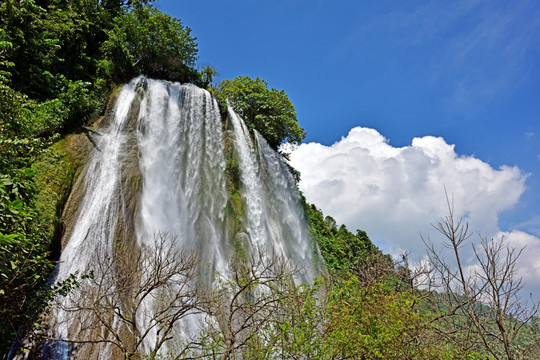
[
  {"x1": 40, "y1": 77, "x2": 320, "y2": 359},
  {"x1": 228, "y1": 109, "x2": 269, "y2": 250},
  {"x1": 47, "y1": 80, "x2": 139, "y2": 359},
  {"x1": 135, "y1": 79, "x2": 229, "y2": 353},
  {"x1": 254, "y1": 131, "x2": 321, "y2": 281},
  {"x1": 229, "y1": 110, "x2": 319, "y2": 280},
  {"x1": 137, "y1": 80, "x2": 228, "y2": 264}
]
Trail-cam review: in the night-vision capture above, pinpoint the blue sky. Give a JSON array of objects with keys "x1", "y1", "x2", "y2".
[{"x1": 158, "y1": 0, "x2": 540, "y2": 292}]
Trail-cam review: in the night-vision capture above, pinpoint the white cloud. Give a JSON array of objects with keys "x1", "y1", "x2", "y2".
[
  {"x1": 289, "y1": 126, "x2": 540, "y2": 296},
  {"x1": 496, "y1": 230, "x2": 540, "y2": 295},
  {"x1": 289, "y1": 127, "x2": 527, "y2": 256}
]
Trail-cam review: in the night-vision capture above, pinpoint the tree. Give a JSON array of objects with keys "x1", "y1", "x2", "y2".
[
  {"x1": 422, "y1": 195, "x2": 540, "y2": 359},
  {"x1": 305, "y1": 203, "x2": 390, "y2": 279},
  {"x1": 0, "y1": 233, "x2": 53, "y2": 357},
  {"x1": 200, "y1": 64, "x2": 218, "y2": 88},
  {"x1": 194, "y1": 247, "x2": 441, "y2": 360},
  {"x1": 197, "y1": 248, "x2": 304, "y2": 359},
  {"x1": 218, "y1": 76, "x2": 306, "y2": 149},
  {"x1": 326, "y1": 277, "x2": 435, "y2": 360},
  {"x1": 99, "y1": 5, "x2": 199, "y2": 83},
  {"x1": 0, "y1": 28, "x2": 13, "y2": 84},
  {"x1": 40, "y1": 233, "x2": 210, "y2": 360}
]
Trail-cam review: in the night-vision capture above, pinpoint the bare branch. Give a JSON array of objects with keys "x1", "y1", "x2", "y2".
[
  {"x1": 38, "y1": 232, "x2": 210, "y2": 359},
  {"x1": 422, "y1": 194, "x2": 540, "y2": 360}
]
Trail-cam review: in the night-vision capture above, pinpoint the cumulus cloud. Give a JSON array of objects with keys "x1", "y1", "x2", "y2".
[
  {"x1": 288, "y1": 126, "x2": 540, "y2": 295},
  {"x1": 496, "y1": 230, "x2": 540, "y2": 296},
  {"x1": 288, "y1": 127, "x2": 527, "y2": 257}
]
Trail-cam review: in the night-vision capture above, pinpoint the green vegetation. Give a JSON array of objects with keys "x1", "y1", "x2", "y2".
[
  {"x1": 217, "y1": 76, "x2": 306, "y2": 149},
  {"x1": 325, "y1": 278, "x2": 448, "y2": 359},
  {"x1": 0, "y1": 0, "x2": 202, "y2": 131},
  {"x1": 302, "y1": 205, "x2": 464, "y2": 359},
  {"x1": 303, "y1": 202, "x2": 540, "y2": 359},
  {"x1": 99, "y1": 3, "x2": 199, "y2": 83},
  {"x1": 306, "y1": 203, "x2": 382, "y2": 273}
]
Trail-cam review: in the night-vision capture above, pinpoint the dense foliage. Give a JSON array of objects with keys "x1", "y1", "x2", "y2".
[
  {"x1": 218, "y1": 76, "x2": 306, "y2": 149},
  {"x1": 99, "y1": 4, "x2": 199, "y2": 83}
]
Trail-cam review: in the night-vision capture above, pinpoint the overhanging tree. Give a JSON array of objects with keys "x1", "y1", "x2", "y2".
[{"x1": 218, "y1": 76, "x2": 306, "y2": 149}]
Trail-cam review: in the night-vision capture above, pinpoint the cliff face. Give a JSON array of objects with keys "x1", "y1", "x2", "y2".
[{"x1": 37, "y1": 77, "x2": 320, "y2": 359}]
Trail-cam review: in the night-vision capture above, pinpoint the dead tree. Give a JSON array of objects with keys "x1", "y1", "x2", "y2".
[
  {"x1": 42, "y1": 232, "x2": 210, "y2": 359},
  {"x1": 422, "y1": 195, "x2": 540, "y2": 360},
  {"x1": 196, "y1": 247, "x2": 305, "y2": 360}
]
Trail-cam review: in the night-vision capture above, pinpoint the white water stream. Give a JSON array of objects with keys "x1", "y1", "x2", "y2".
[
  {"x1": 229, "y1": 110, "x2": 318, "y2": 280},
  {"x1": 135, "y1": 79, "x2": 228, "y2": 353},
  {"x1": 49, "y1": 79, "x2": 139, "y2": 359}
]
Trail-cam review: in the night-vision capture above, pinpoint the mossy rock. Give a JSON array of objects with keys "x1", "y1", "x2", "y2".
[
  {"x1": 93, "y1": 84, "x2": 124, "y2": 129},
  {"x1": 29, "y1": 84, "x2": 125, "y2": 254},
  {"x1": 30, "y1": 131, "x2": 94, "y2": 255},
  {"x1": 233, "y1": 232, "x2": 249, "y2": 262}
]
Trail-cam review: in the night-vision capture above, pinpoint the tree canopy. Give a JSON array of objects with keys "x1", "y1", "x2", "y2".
[
  {"x1": 99, "y1": 4, "x2": 199, "y2": 83},
  {"x1": 218, "y1": 76, "x2": 306, "y2": 149}
]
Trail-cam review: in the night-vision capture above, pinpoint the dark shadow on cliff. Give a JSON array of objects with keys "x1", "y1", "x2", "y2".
[{"x1": 81, "y1": 128, "x2": 102, "y2": 152}]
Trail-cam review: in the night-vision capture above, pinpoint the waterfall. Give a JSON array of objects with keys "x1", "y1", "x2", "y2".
[
  {"x1": 228, "y1": 109, "x2": 269, "y2": 250},
  {"x1": 135, "y1": 79, "x2": 228, "y2": 353},
  {"x1": 42, "y1": 77, "x2": 319, "y2": 359},
  {"x1": 136, "y1": 79, "x2": 228, "y2": 276}
]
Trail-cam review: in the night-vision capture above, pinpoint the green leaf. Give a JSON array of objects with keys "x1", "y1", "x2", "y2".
[
  {"x1": 11, "y1": 200, "x2": 23, "y2": 208},
  {"x1": 23, "y1": 169, "x2": 35, "y2": 177}
]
